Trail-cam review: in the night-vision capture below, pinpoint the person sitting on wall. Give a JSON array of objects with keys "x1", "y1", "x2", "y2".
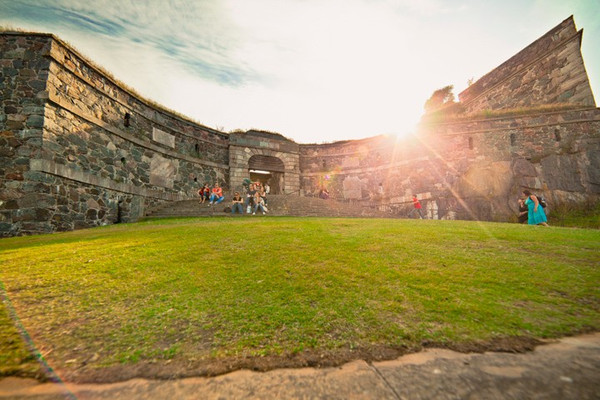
[
  {"x1": 231, "y1": 192, "x2": 244, "y2": 214},
  {"x1": 319, "y1": 187, "x2": 330, "y2": 200},
  {"x1": 197, "y1": 187, "x2": 203, "y2": 204},
  {"x1": 245, "y1": 183, "x2": 257, "y2": 213},
  {"x1": 517, "y1": 198, "x2": 528, "y2": 223},
  {"x1": 253, "y1": 191, "x2": 267, "y2": 215},
  {"x1": 410, "y1": 195, "x2": 425, "y2": 219},
  {"x1": 260, "y1": 187, "x2": 268, "y2": 206},
  {"x1": 208, "y1": 183, "x2": 225, "y2": 206},
  {"x1": 198, "y1": 183, "x2": 210, "y2": 204},
  {"x1": 264, "y1": 182, "x2": 271, "y2": 195}
]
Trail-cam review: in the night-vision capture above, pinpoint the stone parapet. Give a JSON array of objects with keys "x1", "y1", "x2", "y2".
[
  {"x1": 459, "y1": 16, "x2": 595, "y2": 112},
  {"x1": 46, "y1": 41, "x2": 229, "y2": 163}
]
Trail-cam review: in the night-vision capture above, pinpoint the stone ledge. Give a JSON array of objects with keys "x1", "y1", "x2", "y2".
[
  {"x1": 435, "y1": 114, "x2": 600, "y2": 137},
  {"x1": 229, "y1": 143, "x2": 299, "y2": 155},
  {"x1": 47, "y1": 92, "x2": 229, "y2": 170},
  {"x1": 459, "y1": 18, "x2": 582, "y2": 106},
  {"x1": 30, "y1": 159, "x2": 188, "y2": 201},
  {"x1": 420, "y1": 106, "x2": 599, "y2": 128},
  {"x1": 302, "y1": 156, "x2": 430, "y2": 177}
]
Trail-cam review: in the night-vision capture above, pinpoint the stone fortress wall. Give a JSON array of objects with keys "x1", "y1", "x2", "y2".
[
  {"x1": 299, "y1": 16, "x2": 600, "y2": 220},
  {"x1": 1, "y1": 16, "x2": 599, "y2": 236},
  {"x1": 459, "y1": 16, "x2": 595, "y2": 112},
  {"x1": 300, "y1": 107, "x2": 600, "y2": 221},
  {"x1": 1, "y1": 33, "x2": 229, "y2": 236}
]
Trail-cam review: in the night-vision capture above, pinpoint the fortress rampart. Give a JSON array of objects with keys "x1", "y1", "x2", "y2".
[
  {"x1": 459, "y1": 16, "x2": 595, "y2": 112},
  {"x1": 300, "y1": 108, "x2": 600, "y2": 220},
  {"x1": 1, "y1": 33, "x2": 229, "y2": 235},
  {"x1": 1, "y1": 16, "x2": 599, "y2": 236}
]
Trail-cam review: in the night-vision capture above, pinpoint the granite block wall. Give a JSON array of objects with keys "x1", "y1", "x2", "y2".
[
  {"x1": 2, "y1": 15, "x2": 599, "y2": 236},
  {"x1": 1, "y1": 33, "x2": 230, "y2": 236},
  {"x1": 300, "y1": 108, "x2": 600, "y2": 221},
  {"x1": 459, "y1": 16, "x2": 595, "y2": 113},
  {"x1": 1, "y1": 35, "x2": 51, "y2": 235}
]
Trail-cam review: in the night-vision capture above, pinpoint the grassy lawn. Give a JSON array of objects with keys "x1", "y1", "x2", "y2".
[
  {"x1": 1, "y1": 217, "x2": 599, "y2": 380},
  {"x1": 548, "y1": 201, "x2": 600, "y2": 229}
]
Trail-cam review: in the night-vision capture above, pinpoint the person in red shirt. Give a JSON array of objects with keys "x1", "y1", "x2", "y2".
[
  {"x1": 208, "y1": 183, "x2": 225, "y2": 205},
  {"x1": 411, "y1": 195, "x2": 425, "y2": 219},
  {"x1": 198, "y1": 183, "x2": 210, "y2": 204}
]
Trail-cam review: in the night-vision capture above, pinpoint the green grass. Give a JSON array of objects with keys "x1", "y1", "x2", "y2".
[
  {"x1": 548, "y1": 201, "x2": 600, "y2": 229},
  {"x1": 0, "y1": 286, "x2": 43, "y2": 378},
  {"x1": 1, "y1": 217, "x2": 599, "y2": 378}
]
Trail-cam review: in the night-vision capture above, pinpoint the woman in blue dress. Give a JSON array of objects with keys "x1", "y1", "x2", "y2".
[{"x1": 522, "y1": 190, "x2": 549, "y2": 226}]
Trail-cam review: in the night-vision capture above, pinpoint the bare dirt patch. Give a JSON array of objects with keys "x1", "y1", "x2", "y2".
[{"x1": 54, "y1": 336, "x2": 550, "y2": 384}]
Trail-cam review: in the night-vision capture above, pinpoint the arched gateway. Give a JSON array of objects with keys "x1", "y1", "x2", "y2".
[
  {"x1": 228, "y1": 131, "x2": 300, "y2": 195},
  {"x1": 248, "y1": 155, "x2": 285, "y2": 194}
]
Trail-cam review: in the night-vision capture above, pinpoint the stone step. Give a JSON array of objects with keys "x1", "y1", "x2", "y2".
[{"x1": 145, "y1": 194, "x2": 392, "y2": 219}]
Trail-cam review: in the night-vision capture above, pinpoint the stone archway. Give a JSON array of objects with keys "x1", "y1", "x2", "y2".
[
  {"x1": 248, "y1": 155, "x2": 285, "y2": 194},
  {"x1": 228, "y1": 131, "x2": 300, "y2": 195}
]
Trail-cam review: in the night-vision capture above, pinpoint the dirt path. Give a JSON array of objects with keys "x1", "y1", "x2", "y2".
[{"x1": 1, "y1": 333, "x2": 599, "y2": 400}]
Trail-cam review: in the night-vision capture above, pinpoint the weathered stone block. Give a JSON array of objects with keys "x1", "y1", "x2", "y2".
[
  {"x1": 1, "y1": 200, "x2": 19, "y2": 210},
  {"x1": 540, "y1": 154, "x2": 585, "y2": 192},
  {"x1": 4, "y1": 105, "x2": 18, "y2": 114},
  {"x1": 149, "y1": 154, "x2": 178, "y2": 188},
  {"x1": 26, "y1": 114, "x2": 44, "y2": 128},
  {"x1": 86, "y1": 209, "x2": 97, "y2": 220},
  {"x1": 23, "y1": 171, "x2": 57, "y2": 184},
  {"x1": 152, "y1": 127, "x2": 175, "y2": 148},
  {"x1": 586, "y1": 150, "x2": 600, "y2": 189}
]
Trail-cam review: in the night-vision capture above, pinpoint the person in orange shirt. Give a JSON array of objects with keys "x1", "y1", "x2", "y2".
[{"x1": 208, "y1": 183, "x2": 225, "y2": 205}]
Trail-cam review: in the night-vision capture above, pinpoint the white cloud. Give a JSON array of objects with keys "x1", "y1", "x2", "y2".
[{"x1": 1, "y1": 0, "x2": 599, "y2": 143}]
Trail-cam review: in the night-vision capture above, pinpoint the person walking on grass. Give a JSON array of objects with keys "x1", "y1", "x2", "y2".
[
  {"x1": 522, "y1": 189, "x2": 549, "y2": 226},
  {"x1": 411, "y1": 195, "x2": 425, "y2": 219}
]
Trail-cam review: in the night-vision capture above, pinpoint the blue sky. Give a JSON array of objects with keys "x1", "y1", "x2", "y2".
[{"x1": 1, "y1": 0, "x2": 599, "y2": 143}]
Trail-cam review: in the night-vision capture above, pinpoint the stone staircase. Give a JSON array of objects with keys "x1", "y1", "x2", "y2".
[{"x1": 145, "y1": 195, "x2": 394, "y2": 219}]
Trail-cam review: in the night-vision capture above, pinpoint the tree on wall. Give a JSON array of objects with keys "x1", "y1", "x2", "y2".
[{"x1": 424, "y1": 85, "x2": 455, "y2": 113}]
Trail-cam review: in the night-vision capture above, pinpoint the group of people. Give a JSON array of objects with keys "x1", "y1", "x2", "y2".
[
  {"x1": 198, "y1": 182, "x2": 225, "y2": 206},
  {"x1": 199, "y1": 182, "x2": 548, "y2": 224},
  {"x1": 234, "y1": 182, "x2": 269, "y2": 215},
  {"x1": 518, "y1": 190, "x2": 549, "y2": 226},
  {"x1": 199, "y1": 181, "x2": 270, "y2": 215}
]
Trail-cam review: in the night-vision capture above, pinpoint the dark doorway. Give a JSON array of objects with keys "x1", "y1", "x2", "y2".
[
  {"x1": 250, "y1": 170, "x2": 283, "y2": 194},
  {"x1": 248, "y1": 155, "x2": 285, "y2": 194}
]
